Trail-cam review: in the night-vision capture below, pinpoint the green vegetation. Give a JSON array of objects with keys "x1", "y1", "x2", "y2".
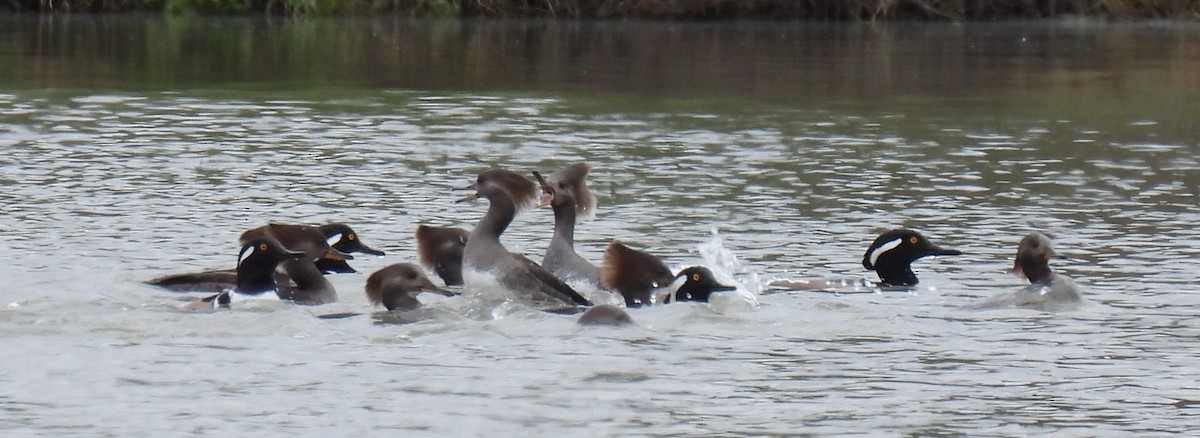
[{"x1": 7, "y1": 0, "x2": 1199, "y2": 19}]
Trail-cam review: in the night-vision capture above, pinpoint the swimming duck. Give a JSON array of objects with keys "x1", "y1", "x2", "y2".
[
  {"x1": 237, "y1": 223, "x2": 356, "y2": 305},
  {"x1": 365, "y1": 263, "x2": 458, "y2": 311},
  {"x1": 532, "y1": 163, "x2": 601, "y2": 287},
  {"x1": 969, "y1": 232, "x2": 1083, "y2": 311},
  {"x1": 415, "y1": 224, "x2": 470, "y2": 286},
  {"x1": 862, "y1": 229, "x2": 962, "y2": 287},
  {"x1": 600, "y1": 242, "x2": 736, "y2": 307},
  {"x1": 460, "y1": 168, "x2": 592, "y2": 309},
  {"x1": 315, "y1": 223, "x2": 386, "y2": 274},
  {"x1": 167, "y1": 237, "x2": 304, "y2": 310}
]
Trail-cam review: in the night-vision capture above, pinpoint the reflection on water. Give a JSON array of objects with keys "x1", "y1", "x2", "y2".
[{"x1": 1, "y1": 16, "x2": 1200, "y2": 436}]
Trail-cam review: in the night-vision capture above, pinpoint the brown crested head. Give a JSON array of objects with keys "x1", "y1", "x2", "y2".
[
  {"x1": 473, "y1": 168, "x2": 540, "y2": 213},
  {"x1": 1013, "y1": 232, "x2": 1061, "y2": 283},
  {"x1": 547, "y1": 162, "x2": 596, "y2": 220},
  {"x1": 365, "y1": 263, "x2": 456, "y2": 311},
  {"x1": 415, "y1": 225, "x2": 470, "y2": 268},
  {"x1": 601, "y1": 241, "x2": 675, "y2": 307}
]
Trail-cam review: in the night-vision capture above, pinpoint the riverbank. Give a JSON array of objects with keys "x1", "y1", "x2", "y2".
[{"x1": 6, "y1": 0, "x2": 1200, "y2": 20}]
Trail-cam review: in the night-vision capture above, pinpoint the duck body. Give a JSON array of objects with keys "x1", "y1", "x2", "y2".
[
  {"x1": 461, "y1": 169, "x2": 592, "y2": 309},
  {"x1": 770, "y1": 229, "x2": 961, "y2": 292},
  {"x1": 534, "y1": 163, "x2": 602, "y2": 287},
  {"x1": 969, "y1": 232, "x2": 1084, "y2": 311}
]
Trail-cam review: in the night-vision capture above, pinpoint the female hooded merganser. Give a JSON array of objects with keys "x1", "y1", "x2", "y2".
[
  {"x1": 415, "y1": 224, "x2": 470, "y2": 286},
  {"x1": 365, "y1": 263, "x2": 458, "y2": 311},
  {"x1": 461, "y1": 168, "x2": 592, "y2": 309},
  {"x1": 315, "y1": 223, "x2": 386, "y2": 274},
  {"x1": 600, "y1": 242, "x2": 737, "y2": 307},
  {"x1": 532, "y1": 162, "x2": 600, "y2": 287},
  {"x1": 173, "y1": 237, "x2": 305, "y2": 310},
  {"x1": 969, "y1": 232, "x2": 1084, "y2": 311},
  {"x1": 770, "y1": 229, "x2": 961, "y2": 291}
]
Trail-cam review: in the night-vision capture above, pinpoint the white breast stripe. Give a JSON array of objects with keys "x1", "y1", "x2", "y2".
[
  {"x1": 868, "y1": 238, "x2": 903, "y2": 267},
  {"x1": 326, "y1": 233, "x2": 343, "y2": 247}
]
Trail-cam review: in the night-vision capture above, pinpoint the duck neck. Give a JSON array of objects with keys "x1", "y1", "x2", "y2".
[
  {"x1": 875, "y1": 262, "x2": 919, "y2": 287},
  {"x1": 471, "y1": 194, "x2": 517, "y2": 245},
  {"x1": 236, "y1": 258, "x2": 279, "y2": 295},
  {"x1": 1023, "y1": 262, "x2": 1054, "y2": 285},
  {"x1": 551, "y1": 201, "x2": 577, "y2": 248}
]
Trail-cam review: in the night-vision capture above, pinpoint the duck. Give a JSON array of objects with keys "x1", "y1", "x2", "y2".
[
  {"x1": 532, "y1": 162, "x2": 601, "y2": 287},
  {"x1": 315, "y1": 223, "x2": 386, "y2": 274},
  {"x1": 770, "y1": 228, "x2": 961, "y2": 291},
  {"x1": 239, "y1": 223, "x2": 354, "y2": 305},
  {"x1": 968, "y1": 232, "x2": 1084, "y2": 311},
  {"x1": 365, "y1": 263, "x2": 458, "y2": 311},
  {"x1": 166, "y1": 236, "x2": 304, "y2": 310},
  {"x1": 460, "y1": 168, "x2": 592, "y2": 309},
  {"x1": 577, "y1": 304, "x2": 634, "y2": 327},
  {"x1": 600, "y1": 242, "x2": 736, "y2": 307},
  {"x1": 415, "y1": 224, "x2": 470, "y2": 286}
]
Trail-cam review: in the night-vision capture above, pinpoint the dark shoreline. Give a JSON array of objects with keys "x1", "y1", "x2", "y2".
[{"x1": 6, "y1": 0, "x2": 1200, "y2": 20}]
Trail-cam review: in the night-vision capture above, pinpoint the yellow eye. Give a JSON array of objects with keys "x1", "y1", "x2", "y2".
[
  {"x1": 259, "y1": 243, "x2": 268, "y2": 250},
  {"x1": 909, "y1": 237, "x2": 918, "y2": 244},
  {"x1": 348, "y1": 233, "x2": 356, "y2": 241},
  {"x1": 692, "y1": 274, "x2": 700, "y2": 281}
]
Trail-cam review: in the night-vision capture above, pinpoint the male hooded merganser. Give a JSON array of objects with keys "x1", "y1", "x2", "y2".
[
  {"x1": 770, "y1": 229, "x2": 961, "y2": 291},
  {"x1": 314, "y1": 223, "x2": 386, "y2": 274},
  {"x1": 600, "y1": 242, "x2": 737, "y2": 307},
  {"x1": 461, "y1": 168, "x2": 592, "y2": 309},
  {"x1": 365, "y1": 263, "x2": 458, "y2": 311},
  {"x1": 532, "y1": 162, "x2": 600, "y2": 287},
  {"x1": 969, "y1": 232, "x2": 1083, "y2": 311},
  {"x1": 172, "y1": 237, "x2": 305, "y2": 310},
  {"x1": 577, "y1": 304, "x2": 634, "y2": 327},
  {"x1": 415, "y1": 224, "x2": 470, "y2": 286},
  {"x1": 239, "y1": 223, "x2": 354, "y2": 305}
]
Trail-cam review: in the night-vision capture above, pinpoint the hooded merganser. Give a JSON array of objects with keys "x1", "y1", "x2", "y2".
[
  {"x1": 315, "y1": 223, "x2": 386, "y2": 274},
  {"x1": 461, "y1": 168, "x2": 592, "y2": 309},
  {"x1": 600, "y1": 242, "x2": 737, "y2": 307},
  {"x1": 239, "y1": 223, "x2": 354, "y2": 305},
  {"x1": 365, "y1": 263, "x2": 458, "y2": 311},
  {"x1": 969, "y1": 232, "x2": 1083, "y2": 311},
  {"x1": 770, "y1": 229, "x2": 961, "y2": 292},
  {"x1": 172, "y1": 237, "x2": 305, "y2": 310},
  {"x1": 532, "y1": 163, "x2": 601, "y2": 288},
  {"x1": 577, "y1": 304, "x2": 634, "y2": 327},
  {"x1": 415, "y1": 224, "x2": 470, "y2": 286}
]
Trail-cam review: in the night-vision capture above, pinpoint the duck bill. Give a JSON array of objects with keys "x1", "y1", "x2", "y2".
[
  {"x1": 924, "y1": 246, "x2": 963, "y2": 258},
  {"x1": 421, "y1": 285, "x2": 458, "y2": 297},
  {"x1": 531, "y1": 171, "x2": 554, "y2": 207},
  {"x1": 322, "y1": 248, "x2": 355, "y2": 261},
  {"x1": 351, "y1": 243, "x2": 386, "y2": 257}
]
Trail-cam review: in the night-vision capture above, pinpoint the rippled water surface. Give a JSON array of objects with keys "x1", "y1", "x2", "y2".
[{"x1": 2, "y1": 17, "x2": 1200, "y2": 436}]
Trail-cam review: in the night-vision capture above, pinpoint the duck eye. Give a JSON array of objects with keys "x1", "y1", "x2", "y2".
[
  {"x1": 259, "y1": 243, "x2": 268, "y2": 251},
  {"x1": 909, "y1": 237, "x2": 918, "y2": 244},
  {"x1": 348, "y1": 233, "x2": 355, "y2": 241},
  {"x1": 692, "y1": 273, "x2": 700, "y2": 281}
]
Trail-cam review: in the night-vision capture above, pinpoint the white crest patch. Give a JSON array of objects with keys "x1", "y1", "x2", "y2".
[
  {"x1": 238, "y1": 244, "x2": 259, "y2": 265},
  {"x1": 326, "y1": 233, "x2": 343, "y2": 247},
  {"x1": 868, "y1": 238, "x2": 903, "y2": 267}
]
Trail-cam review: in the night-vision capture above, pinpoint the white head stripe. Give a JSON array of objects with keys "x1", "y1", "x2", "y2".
[
  {"x1": 326, "y1": 233, "x2": 343, "y2": 247},
  {"x1": 868, "y1": 238, "x2": 903, "y2": 267},
  {"x1": 238, "y1": 244, "x2": 259, "y2": 265}
]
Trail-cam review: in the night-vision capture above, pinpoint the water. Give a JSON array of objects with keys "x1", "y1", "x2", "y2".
[{"x1": 2, "y1": 16, "x2": 1200, "y2": 435}]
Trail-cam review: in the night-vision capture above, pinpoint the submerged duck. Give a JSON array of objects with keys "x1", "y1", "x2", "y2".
[
  {"x1": 365, "y1": 263, "x2": 458, "y2": 311},
  {"x1": 315, "y1": 223, "x2": 386, "y2": 274},
  {"x1": 577, "y1": 304, "x2": 634, "y2": 327},
  {"x1": 969, "y1": 232, "x2": 1084, "y2": 311},
  {"x1": 771, "y1": 229, "x2": 961, "y2": 291},
  {"x1": 601, "y1": 242, "x2": 736, "y2": 307},
  {"x1": 533, "y1": 163, "x2": 601, "y2": 287},
  {"x1": 415, "y1": 224, "x2": 470, "y2": 286},
  {"x1": 461, "y1": 168, "x2": 592, "y2": 309},
  {"x1": 167, "y1": 237, "x2": 304, "y2": 310}
]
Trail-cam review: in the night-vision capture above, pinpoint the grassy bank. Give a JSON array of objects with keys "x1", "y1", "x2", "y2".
[{"x1": 6, "y1": 0, "x2": 1200, "y2": 19}]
